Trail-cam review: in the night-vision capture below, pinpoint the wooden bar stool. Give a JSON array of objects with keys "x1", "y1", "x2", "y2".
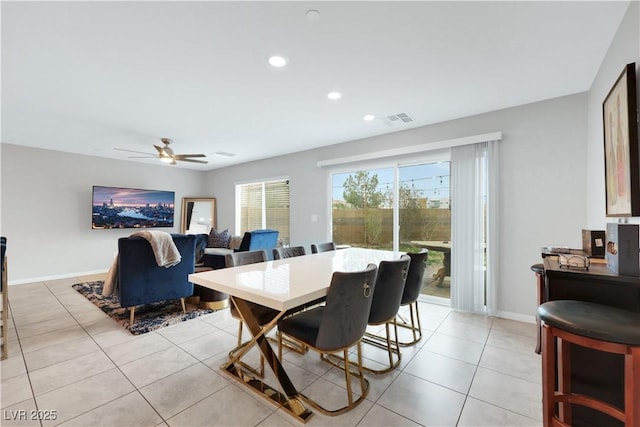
[{"x1": 537, "y1": 300, "x2": 640, "y2": 427}]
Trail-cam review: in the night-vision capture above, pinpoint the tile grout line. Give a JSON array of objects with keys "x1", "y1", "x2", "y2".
[
  {"x1": 4, "y1": 281, "x2": 55, "y2": 427},
  {"x1": 450, "y1": 311, "x2": 493, "y2": 426},
  {"x1": 9, "y1": 282, "x2": 540, "y2": 427},
  {"x1": 44, "y1": 280, "x2": 272, "y2": 426},
  {"x1": 40, "y1": 279, "x2": 170, "y2": 426}
]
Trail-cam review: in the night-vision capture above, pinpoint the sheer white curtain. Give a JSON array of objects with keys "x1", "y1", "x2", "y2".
[{"x1": 450, "y1": 140, "x2": 500, "y2": 314}]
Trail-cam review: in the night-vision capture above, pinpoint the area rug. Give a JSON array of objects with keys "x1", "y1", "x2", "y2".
[{"x1": 72, "y1": 280, "x2": 216, "y2": 335}]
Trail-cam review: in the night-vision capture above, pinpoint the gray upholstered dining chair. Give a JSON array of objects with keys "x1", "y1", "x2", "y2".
[
  {"x1": 273, "y1": 244, "x2": 326, "y2": 356},
  {"x1": 310, "y1": 241, "x2": 336, "y2": 253},
  {"x1": 396, "y1": 249, "x2": 428, "y2": 346},
  {"x1": 363, "y1": 255, "x2": 410, "y2": 373},
  {"x1": 225, "y1": 249, "x2": 275, "y2": 377},
  {"x1": 277, "y1": 264, "x2": 378, "y2": 416},
  {"x1": 326, "y1": 255, "x2": 411, "y2": 374},
  {"x1": 273, "y1": 246, "x2": 306, "y2": 260}
]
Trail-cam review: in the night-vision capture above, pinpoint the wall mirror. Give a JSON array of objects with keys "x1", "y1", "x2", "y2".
[{"x1": 181, "y1": 198, "x2": 216, "y2": 234}]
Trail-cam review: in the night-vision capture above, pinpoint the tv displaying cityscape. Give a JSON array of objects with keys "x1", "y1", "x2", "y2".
[{"x1": 92, "y1": 186, "x2": 175, "y2": 229}]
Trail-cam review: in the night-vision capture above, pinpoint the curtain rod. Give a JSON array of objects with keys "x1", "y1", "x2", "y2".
[{"x1": 317, "y1": 131, "x2": 502, "y2": 168}]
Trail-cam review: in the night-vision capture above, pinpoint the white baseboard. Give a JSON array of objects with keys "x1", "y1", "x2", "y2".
[
  {"x1": 9, "y1": 269, "x2": 108, "y2": 286},
  {"x1": 494, "y1": 310, "x2": 536, "y2": 324},
  {"x1": 418, "y1": 295, "x2": 536, "y2": 324}
]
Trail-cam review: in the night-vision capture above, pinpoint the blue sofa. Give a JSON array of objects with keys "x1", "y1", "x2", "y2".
[
  {"x1": 195, "y1": 229, "x2": 279, "y2": 308},
  {"x1": 202, "y1": 229, "x2": 279, "y2": 269},
  {"x1": 117, "y1": 233, "x2": 195, "y2": 323}
]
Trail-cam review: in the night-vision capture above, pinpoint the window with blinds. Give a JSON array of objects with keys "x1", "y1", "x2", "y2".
[{"x1": 237, "y1": 178, "x2": 290, "y2": 245}]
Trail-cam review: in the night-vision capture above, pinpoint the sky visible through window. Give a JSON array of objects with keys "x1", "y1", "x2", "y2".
[{"x1": 332, "y1": 162, "x2": 450, "y2": 202}]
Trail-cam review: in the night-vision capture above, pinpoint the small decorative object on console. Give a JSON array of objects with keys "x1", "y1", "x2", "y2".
[
  {"x1": 558, "y1": 253, "x2": 590, "y2": 270},
  {"x1": 606, "y1": 223, "x2": 640, "y2": 276},
  {"x1": 582, "y1": 229, "x2": 606, "y2": 258}
]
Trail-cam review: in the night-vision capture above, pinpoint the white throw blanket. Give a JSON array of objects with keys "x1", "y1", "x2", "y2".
[
  {"x1": 102, "y1": 231, "x2": 181, "y2": 296},
  {"x1": 130, "y1": 230, "x2": 182, "y2": 268}
]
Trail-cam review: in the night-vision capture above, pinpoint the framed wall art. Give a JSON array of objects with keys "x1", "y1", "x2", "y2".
[
  {"x1": 92, "y1": 185, "x2": 175, "y2": 229},
  {"x1": 603, "y1": 62, "x2": 638, "y2": 217}
]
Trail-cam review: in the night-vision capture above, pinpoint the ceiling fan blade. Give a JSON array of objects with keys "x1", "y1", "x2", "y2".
[
  {"x1": 153, "y1": 145, "x2": 167, "y2": 156},
  {"x1": 114, "y1": 148, "x2": 156, "y2": 156},
  {"x1": 173, "y1": 154, "x2": 206, "y2": 159},
  {"x1": 177, "y1": 158, "x2": 209, "y2": 164}
]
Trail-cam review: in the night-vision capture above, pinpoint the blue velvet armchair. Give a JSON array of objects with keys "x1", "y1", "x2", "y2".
[
  {"x1": 117, "y1": 233, "x2": 195, "y2": 324},
  {"x1": 238, "y1": 229, "x2": 280, "y2": 259}
]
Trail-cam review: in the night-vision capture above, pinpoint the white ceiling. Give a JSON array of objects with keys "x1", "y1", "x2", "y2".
[{"x1": 1, "y1": 1, "x2": 630, "y2": 170}]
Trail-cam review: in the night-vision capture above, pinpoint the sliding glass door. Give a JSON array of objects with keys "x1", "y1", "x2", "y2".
[
  {"x1": 398, "y1": 162, "x2": 451, "y2": 298},
  {"x1": 332, "y1": 167, "x2": 394, "y2": 250},
  {"x1": 331, "y1": 160, "x2": 451, "y2": 300}
]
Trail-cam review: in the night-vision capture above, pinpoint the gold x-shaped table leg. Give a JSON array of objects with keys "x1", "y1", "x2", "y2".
[{"x1": 222, "y1": 297, "x2": 312, "y2": 423}]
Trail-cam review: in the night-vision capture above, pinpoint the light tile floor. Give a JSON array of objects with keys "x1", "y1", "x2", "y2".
[{"x1": 1, "y1": 276, "x2": 542, "y2": 426}]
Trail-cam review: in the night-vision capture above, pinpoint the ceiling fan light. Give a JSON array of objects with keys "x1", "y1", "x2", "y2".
[{"x1": 160, "y1": 157, "x2": 173, "y2": 163}]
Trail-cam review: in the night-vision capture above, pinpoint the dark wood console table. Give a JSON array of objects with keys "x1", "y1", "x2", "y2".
[{"x1": 541, "y1": 257, "x2": 640, "y2": 427}]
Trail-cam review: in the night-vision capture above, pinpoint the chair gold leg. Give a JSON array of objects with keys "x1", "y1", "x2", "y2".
[
  {"x1": 180, "y1": 297, "x2": 186, "y2": 314},
  {"x1": 385, "y1": 322, "x2": 393, "y2": 367},
  {"x1": 344, "y1": 349, "x2": 353, "y2": 406},
  {"x1": 357, "y1": 319, "x2": 402, "y2": 374},
  {"x1": 414, "y1": 302, "x2": 422, "y2": 339},
  {"x1": 1, "y1": 257, "x2": 8, "y2": 361},
  {"x1": 396, "y1": 302, "x2": 423, "y2": 346},
  {"x1": 229, "y1": 315, "x2": 265, "y2": 378},
  {"x1": 1, "y1": 292, "x2": 7, "y2": 361},
  {"x1": 302, "y1": 345, "x2": 369, "y2": 416},
  {"x1": 129, "y1": 306, "x2": 135, "y2": 326},
  {"x1": 357, "y1": 341, "x2": 366, "y2": 396},
  {"x1": 281, "y1": 335, "x2": 370, "y2": 416},
  {"x1": 269, "y1": 334, "x2": 307, "y2": 356}
]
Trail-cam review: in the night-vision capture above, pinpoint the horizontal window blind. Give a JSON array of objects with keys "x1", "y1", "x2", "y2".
[
  {"x1": 237, "y1": 179, "x2": 290, "y2": 245},
  {"x1": 239, "y1": 183, "x2": 263, "y2": 233}
]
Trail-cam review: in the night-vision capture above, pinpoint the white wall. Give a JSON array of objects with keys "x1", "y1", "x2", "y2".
[
  {"x1": 205, "y1": 93, "x2": 588, "y2": 320},
  {"x1": 586, "y1": 1, "x2": 640, "y2": 228},
  {"x1": 0, "y1": 144, "x2": 208, "y2": 283}
]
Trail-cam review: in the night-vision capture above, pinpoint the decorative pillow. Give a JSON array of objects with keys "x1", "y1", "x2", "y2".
[
  {"x1": 208, "y1": 228, "x2": 230, "y2": 248},
  {"x1": 229, "y1": 235, "x2": 243, "y2": 250}
]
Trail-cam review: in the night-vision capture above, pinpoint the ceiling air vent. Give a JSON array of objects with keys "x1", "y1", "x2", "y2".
[{"x1": 380, "y1": 112, "x2": 415, "y2": 127}]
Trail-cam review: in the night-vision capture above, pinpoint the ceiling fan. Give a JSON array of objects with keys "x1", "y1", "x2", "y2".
[{"x1": 115, "y1": 138, "x2": 208, "y2": 165}]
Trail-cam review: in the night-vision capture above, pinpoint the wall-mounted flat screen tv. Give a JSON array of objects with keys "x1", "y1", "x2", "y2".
[{"x1": 92, "y1": 186, "x2": 175, "y2": 229}]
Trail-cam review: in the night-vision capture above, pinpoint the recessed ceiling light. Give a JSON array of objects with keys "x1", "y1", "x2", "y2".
[
  {"x1": 268, "y1": 55, "x2": 288, "y2": 68},
  {"x1": 306, "y1": 9, "x2": 320, "y2": 21},
  {"x1": 363, "y1": 114, "x2": 375, "y2": 121},
  {"x1": 327, "y1": 91, "x2": 342, "y2": 100}
]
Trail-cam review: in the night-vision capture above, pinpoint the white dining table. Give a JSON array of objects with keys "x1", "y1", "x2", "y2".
[{"x1": 188, "y1": 247, "x2": 403, "y2": 423}]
